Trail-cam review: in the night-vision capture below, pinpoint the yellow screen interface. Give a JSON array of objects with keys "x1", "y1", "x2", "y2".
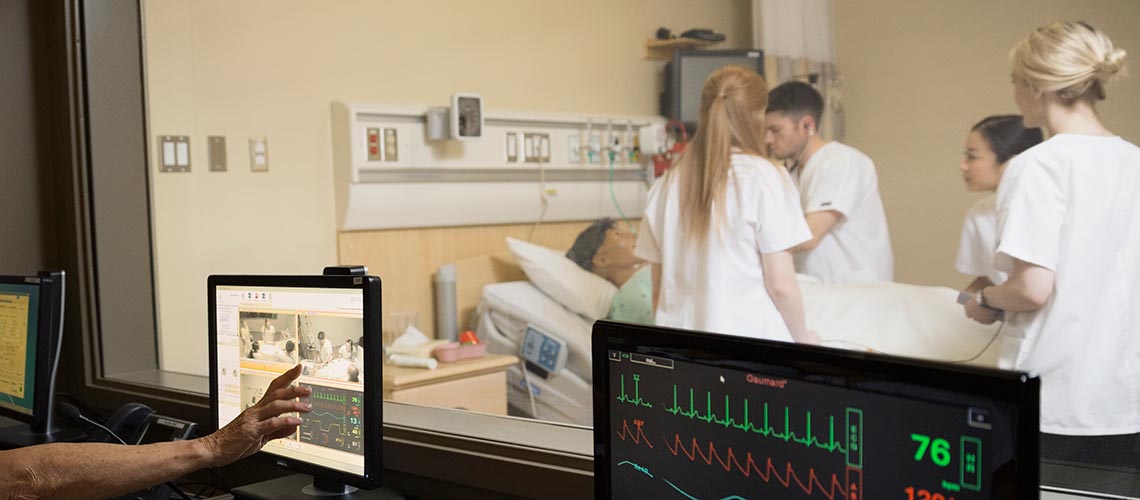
[{"x1": 0, "y1": 284, "x2": 39, "y2": 415}]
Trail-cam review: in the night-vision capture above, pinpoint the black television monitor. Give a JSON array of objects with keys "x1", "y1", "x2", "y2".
[
  {"x1": 0, "y1": 270, "x2": 82, "y2": 447},
  {"x1": 593, "y1": 320, "x2": 1040, "y2": 499},
  {"x1": 665, "y1": 49, "x2": 765, "y2": 133},
  {"x1": 208, "y1": 274, "x2": 382, "y2": 496}
]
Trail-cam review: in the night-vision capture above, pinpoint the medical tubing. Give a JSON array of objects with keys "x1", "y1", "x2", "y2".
[
  {"x1": 820, "y1": 320, "x2": 1004, "y2": 364},
  {"x1": 609, "y1": 154, "x2": 636, "y2": 233},
  {"x1": 528, "y1": 153, "x2": 549, "y2": 242},
  {"x1": 519, "y1": 360, "x2": 539, "y2": 418}
]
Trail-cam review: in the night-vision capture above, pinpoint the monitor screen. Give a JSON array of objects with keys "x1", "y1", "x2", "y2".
[
  {"x1": 0, "y1": 280, "x2": 42, "y2": 417},
  {"x1": 209, "y1": 275, "x2": 381, "y2": 488},
  {"x1": 593, "y1": 320, "x2": 1039, "y2": 499},
  {"x1": 672, "y1": 50, "x2": 765, "y2": 131}
]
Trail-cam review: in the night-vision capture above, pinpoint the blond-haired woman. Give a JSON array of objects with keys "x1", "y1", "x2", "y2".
[
  {"x1": 965, "y1": 22, "x2": 1138, "y2": 453},
  {"x1": 635, "y1": 65, "x2": 816, "y2": 344}
]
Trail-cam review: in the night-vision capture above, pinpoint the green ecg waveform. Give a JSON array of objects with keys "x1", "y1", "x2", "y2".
[
  {"x1": 311, "y1": 392, "x2": 346, "y2": 403},
  {"x1": 663, "y1": 385, "x2": 850, "y2": 454},
  {"x1": 616, "y1": 374, "x2": 653, "y2": 408}
]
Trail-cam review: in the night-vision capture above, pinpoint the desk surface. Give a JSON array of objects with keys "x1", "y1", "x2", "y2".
[{"x1": 381, "y1": 353, "x2": 517, "y2": 389}]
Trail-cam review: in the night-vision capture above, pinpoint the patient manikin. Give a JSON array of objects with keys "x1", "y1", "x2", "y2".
[{"x1": 567, "y1": 218, "x2": 652, "y2": 324}]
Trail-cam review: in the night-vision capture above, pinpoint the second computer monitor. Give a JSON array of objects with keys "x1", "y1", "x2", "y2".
[{"x1": 208, "y1": 274, "x2": 381, "y2": 490}]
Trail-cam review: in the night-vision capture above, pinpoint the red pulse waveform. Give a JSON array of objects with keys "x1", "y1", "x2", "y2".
[
  {"x1": 616, "y1": 419, "x2": 654, "y2": 449},
  {"x1": 664, "y1": 433, "x2": 848, "y2": 500}
]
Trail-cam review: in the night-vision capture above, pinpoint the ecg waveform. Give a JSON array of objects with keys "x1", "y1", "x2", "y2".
[
  {"x1": 664, "y1": 386, "x2": 849, "y2": 454},
  {"x1": 664, "y1": 433, "x2": 849, "y2": 500},
  {"x1": 299, "y1": 384, "x2": 363, "y2": 455},
  {"x1": 616, "y1": 374, "x2": 653, "y2": 408}
]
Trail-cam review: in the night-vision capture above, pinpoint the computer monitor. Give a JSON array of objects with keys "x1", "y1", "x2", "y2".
[
  {"x1": 0, "y1": 270, "x2": 81, "y2": 447},
  {"x1": 665, "y1": 49, "x2": 765, "y2": 133},
  {"x1": 209, "y1": 274, "x2": 382, "y2": 495},
  {"x1": 593, "y1": 320, "x2": 1040, "y2": 499}
]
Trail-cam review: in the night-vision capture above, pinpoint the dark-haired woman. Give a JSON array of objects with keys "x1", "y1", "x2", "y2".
[{"x1": 955, "y1": 115, "x2": 1042, "y2": 297}]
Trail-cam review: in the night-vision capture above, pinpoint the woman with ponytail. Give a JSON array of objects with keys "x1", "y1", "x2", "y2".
[
  {"x1": 634, "y1": 65, "x2": 817, "y2": 344},
  {"x1": 963, "y1": 21, "x2": 1139, "y2": 455}
]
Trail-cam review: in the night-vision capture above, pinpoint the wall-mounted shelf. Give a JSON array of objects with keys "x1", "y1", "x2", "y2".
[{"x1": 644, "y1": 37, "x2": 723, "y2": 61}]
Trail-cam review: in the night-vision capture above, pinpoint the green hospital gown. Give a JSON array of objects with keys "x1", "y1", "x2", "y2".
[{"x1": 608, "y1": 266, "x2": 653, "y2": 325}]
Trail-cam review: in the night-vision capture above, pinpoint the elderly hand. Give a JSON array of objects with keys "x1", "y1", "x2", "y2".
[
  {"x1": 964, "y1": 297, "x2": 999, "y2": 325},
  {"x1": 200, "y1": 364, "x2": 312, "y2": 467}
]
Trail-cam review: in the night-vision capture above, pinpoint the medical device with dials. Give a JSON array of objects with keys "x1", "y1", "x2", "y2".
[{"x1": 519, "y1": 324, "x2": 568, "y2": 379}]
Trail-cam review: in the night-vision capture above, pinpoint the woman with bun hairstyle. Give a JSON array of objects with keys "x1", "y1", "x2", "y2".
[
  {"x1": 635, "y1": 65, "x2": 817, "y2": 344},
  {"x1": 955, "y1": 115, "x2": 1042, "y2": 293},
  {"x1": 964, "y1": 21, "x2": 1138, "y2": 460}
]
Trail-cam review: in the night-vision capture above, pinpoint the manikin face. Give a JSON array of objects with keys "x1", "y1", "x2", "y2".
[
  {"x1": 960, "y1": 131, "x2": 1004, "y2": 192},
  {"x1": 1012, "y1": 76, "x2": 1045, "y2": 129},
  {"x1": 764, "y1": 111, "x2": 813, "y2": 161},
  {"x1": 591, "y1": 225, "x2": 644, "y2": 272}
]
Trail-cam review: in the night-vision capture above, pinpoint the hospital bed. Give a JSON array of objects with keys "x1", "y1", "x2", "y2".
[{"x1": 453, "y1": 249, "x2": 1003, "y2": 427}]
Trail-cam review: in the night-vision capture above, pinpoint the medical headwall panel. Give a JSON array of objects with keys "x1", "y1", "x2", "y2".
[{"x1": 332, "y1": 102, "x2": 663, "y2": 230}]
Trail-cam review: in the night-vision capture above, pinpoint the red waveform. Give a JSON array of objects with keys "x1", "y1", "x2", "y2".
[
  {"x1": 616, "y1": 419, "x2": 654, "y2": 449},
  {"x1": 664, "y1": 433, "x2": 848, "y2": 500}
]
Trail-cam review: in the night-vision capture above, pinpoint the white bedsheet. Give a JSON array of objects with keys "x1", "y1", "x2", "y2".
[{"x1": 474, "y1": 276, "x2": 1002, "y2": 426}]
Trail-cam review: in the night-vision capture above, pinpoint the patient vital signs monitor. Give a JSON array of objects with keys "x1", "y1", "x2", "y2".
[
  {"x1": 209, "y1": 274, "x2": 382, "y2": 494},
  {"x1": 593, "y1": 320, "x2": 1040, "y2": 499}
]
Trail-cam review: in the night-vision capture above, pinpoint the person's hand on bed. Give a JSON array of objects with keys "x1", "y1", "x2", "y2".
[
  {"x1": 795, "y1": 329, "x2": 822, "y2": 345},
  {"x1": 964, "y1": 296, "x2": 999, "y2": 325}
]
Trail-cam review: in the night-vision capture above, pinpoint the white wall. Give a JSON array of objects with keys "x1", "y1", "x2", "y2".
[{"x1": 144, "y1": 0, "x2": 752, "y2": 375}]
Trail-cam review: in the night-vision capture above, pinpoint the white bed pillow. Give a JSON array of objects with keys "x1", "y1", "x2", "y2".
[{"x1": 506, "y1": 237, "x2": 617, "y2": 321}]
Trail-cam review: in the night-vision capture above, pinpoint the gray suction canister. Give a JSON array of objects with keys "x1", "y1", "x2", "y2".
[{"x1": 434, "y1": 263, "x2": 458, "y2": 342}]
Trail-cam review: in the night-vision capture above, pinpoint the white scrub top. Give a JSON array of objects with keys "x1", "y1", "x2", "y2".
[
  {"x1": 995, "y1": 134, "x2": 1140, "y2": 436},
  {"x1": 793, "y1": 142, "x2": 894, "y2": 284},
  {"x1": 955, "y1": 194, "x2": 1008, "y2": 285},
  {"x1": 636, "y1": 153, "x2": 811, "y2": 342}
]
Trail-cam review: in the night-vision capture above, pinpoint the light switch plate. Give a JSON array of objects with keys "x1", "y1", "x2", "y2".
[
  {"x1": 208, "y1": 136, "x2": 227, "y2": 172},
  {"x1": 158, "y1": 135, "x2": 191, "y2": 173},
  {"x1": 249, "y1": 137, "x2": 269, "y2": 172}
]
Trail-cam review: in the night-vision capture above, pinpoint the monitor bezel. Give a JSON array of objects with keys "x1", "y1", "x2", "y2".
[
  {"x1": 207, "y1": 274, "x2": 382, "y2": 490},
  {"x1": 670, "y1": 48, "x2": 765, "y2": 132},
  {"x1": 0, "y1": 273, "x2": 62, "y2": 428},
  {"x1": 592, "y1": 319, "x2": 1040, "y2": 499}
]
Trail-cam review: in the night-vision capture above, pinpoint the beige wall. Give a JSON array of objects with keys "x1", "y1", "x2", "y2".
[
  {"x1": 834, "y1": 0, "x2": 1140, "y2": 286},
  {"x1": 144, "y1": 0, "x2": 751, "y2": 376}
]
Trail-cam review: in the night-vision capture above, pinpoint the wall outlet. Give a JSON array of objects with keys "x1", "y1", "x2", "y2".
[
  {"x1": 366, "y1": 127, "x2": 381, "y2": 161},
  {"x1": 249, "y1": 137, "x2": 269, "y2": 172},
  {"x1": 567, "y1": 134, "x2": 582, "y2": 165},
  {"x1": 505, "y1": 131, "x2": 519, "y2": 163},
  {"x1": 383, "y1": 128, "x2": 398, "y2": 162}
]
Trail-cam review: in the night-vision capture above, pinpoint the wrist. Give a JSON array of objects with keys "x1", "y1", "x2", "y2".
[
  {"x1": 977, "y1": 287, "x2": 999, "y2": 310},
  {"x1": 192, "y1": 435, "x2": 222, "y2": 469}
]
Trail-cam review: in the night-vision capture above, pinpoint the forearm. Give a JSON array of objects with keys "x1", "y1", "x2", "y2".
[
  {"x1": 984, "y1": 261, "x2": 1054, "y2": 313},
  {"x1": 791, "y1": 210, "x2": 841, "y2": 252},
  {"x1": 766, "y1": 279, "x2": 810, "y2": 342},
  {"x1": 4, "y1": 439, "x2": 214, "y2": 499},
  {"x1": 962, "y1": 277, "x2": 994, "y2": 295},
  {"x1": 650, "y1": 264, "x2": 662, "y2": 314}
]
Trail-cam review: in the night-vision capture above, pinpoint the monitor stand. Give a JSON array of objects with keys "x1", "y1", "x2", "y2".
[
  {"x1": 0, "y1": 417, "x2": 86, "y2": 450},
  {"x1": 232, "y1": 474, "x2": 404, "y2": 500}
]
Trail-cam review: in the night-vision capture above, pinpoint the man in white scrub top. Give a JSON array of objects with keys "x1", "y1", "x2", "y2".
[{"x1": 765, "y1": 82, "x2": 893, "y2": 284}]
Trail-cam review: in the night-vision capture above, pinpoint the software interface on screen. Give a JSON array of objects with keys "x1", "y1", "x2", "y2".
[
  {"x1": 215, "y1": 286, "x2": 365, "y2": 476},
  {"x1": 0, "y1": 283, "x2": 40, "y2": 416},
  {"x1": 606, "y1": 349, "x2": 1018, "y2": 500}
]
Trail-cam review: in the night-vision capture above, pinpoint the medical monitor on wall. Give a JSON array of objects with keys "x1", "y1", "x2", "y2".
[
  {"x1": 0, "y1": 270, "x2": 77, "y2": 447},
  {"x1": 667, "y1": 49, "x2": 765, "y2": 133},
  {"x1": 593, "y1": 320, "x2": 1040, "y2": 499},
  {"x1": 209, "y1": 274, "x2": 382, "y2": 494}
]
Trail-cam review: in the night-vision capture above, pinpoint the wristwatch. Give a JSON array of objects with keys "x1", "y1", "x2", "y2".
[{"x1": 977, "y1": 287, "x2": 995, "y2": 309}]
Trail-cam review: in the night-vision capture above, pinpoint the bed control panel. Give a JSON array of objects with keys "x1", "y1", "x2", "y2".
[{"x1": 520, "y1": 324, "x2": 568, "y2": 379}]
